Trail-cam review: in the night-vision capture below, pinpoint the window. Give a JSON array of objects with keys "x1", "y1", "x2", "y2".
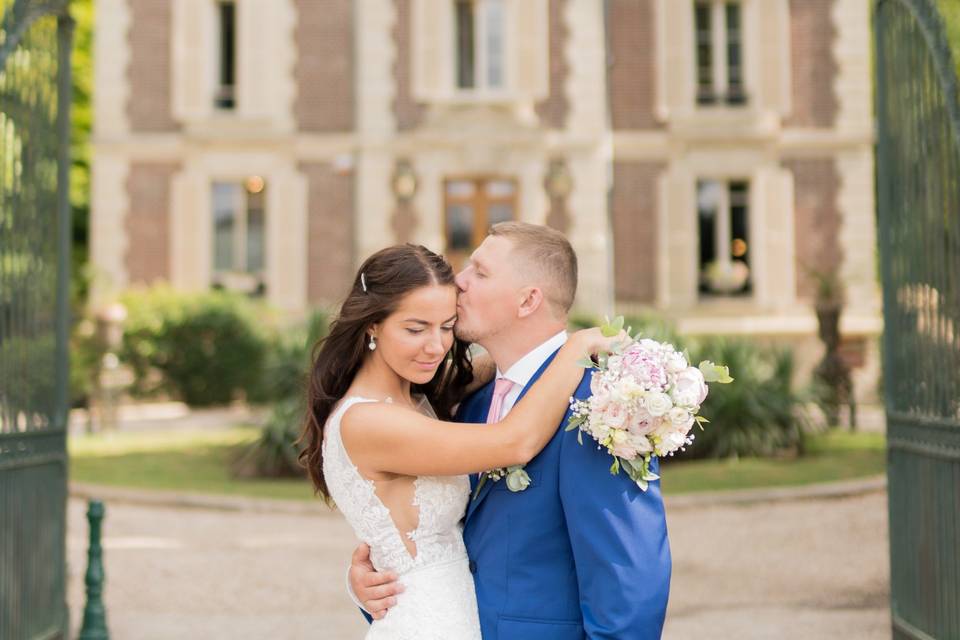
[
  {"x1": 694, "y1": 1, "x2": 746, "y2": 106},
  {"x1": 697, "y1": 179, "x2": 751, "y2": 297},
  {"x1": 444, "y1": 177, "x2": 517, "y2": 269},
  {"x1": 455, "y1": 0, "x2": 506, "y2": 91},
  {"x1": 215, "y1": 1, "x2": 237, "y2": 109},
  {"x1": 212, "y1": 177, "x2": 266, "y2": 294}
]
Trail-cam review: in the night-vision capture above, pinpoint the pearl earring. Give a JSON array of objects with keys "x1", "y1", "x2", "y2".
[{"x1": 368, "y1": 335, "x2": 376, "y2": 351}]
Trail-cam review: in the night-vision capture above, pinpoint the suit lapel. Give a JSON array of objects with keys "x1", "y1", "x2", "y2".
[{"x1": 465, "y1": 349, "x2": 561, "y2": 523}]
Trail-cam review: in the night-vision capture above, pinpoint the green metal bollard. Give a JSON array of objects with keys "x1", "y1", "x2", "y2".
[{"x1": 78, "y1": 500, "x2": 109, "y2": 640}]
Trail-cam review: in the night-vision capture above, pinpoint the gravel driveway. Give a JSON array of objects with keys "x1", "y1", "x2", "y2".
[{"x1": 66, "y1": 491, "x2": 889, "y2": 639}]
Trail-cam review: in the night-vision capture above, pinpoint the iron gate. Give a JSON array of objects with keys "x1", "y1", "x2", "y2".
[
  {"x1": 0, "y1": 1, "x2": 73, "y2": 639},
  {"x1": 875, "y1": 0, "x2": 960, "y2": 638}
]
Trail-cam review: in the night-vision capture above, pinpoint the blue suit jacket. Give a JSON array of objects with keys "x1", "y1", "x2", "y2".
[{"x1": 459, "y1": 349, "x2": 671, "y2": 639}]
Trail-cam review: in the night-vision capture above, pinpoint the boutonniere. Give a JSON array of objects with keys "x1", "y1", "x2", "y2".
[{"x1": 472, "y1": 465, "x2": 530, "y2": 499}]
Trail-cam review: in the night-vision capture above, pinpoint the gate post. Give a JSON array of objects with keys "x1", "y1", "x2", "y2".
[{"x1": 78, "y1": 501, "x2": 108, "y2": 640}]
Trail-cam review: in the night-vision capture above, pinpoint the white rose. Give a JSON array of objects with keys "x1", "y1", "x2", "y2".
[
  {"x1": 589, "y1": 418, "x2": 611, "y2": 441},
  {"x1": 629, "y1": 433, "x2": 654, "y2": 454},
  {"x1": 667, "y1": 407, "x2": 695, "y2": 432},
  {"x1": 657, "y1": 431, "x2": 688, "y2": 455},
  {"x1": 644, "y1": 392, "x2": 674, "y2": 417}
]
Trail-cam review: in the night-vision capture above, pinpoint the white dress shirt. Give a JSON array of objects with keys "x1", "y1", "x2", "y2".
[{"x1": 491, "y1": 330, "x2": 569, "y2": 421}]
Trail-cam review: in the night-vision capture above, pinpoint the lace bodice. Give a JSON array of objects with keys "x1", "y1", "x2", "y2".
[{"x1": 322, "y1": 396, "x2": 471, "y2": 575}]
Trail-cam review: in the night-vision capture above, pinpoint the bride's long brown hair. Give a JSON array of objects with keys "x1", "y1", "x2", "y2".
[{"x1": 297, "y1": 244, "x2": 474, "y2": 502}]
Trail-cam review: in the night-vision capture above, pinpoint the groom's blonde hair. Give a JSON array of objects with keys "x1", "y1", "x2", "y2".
[{"x1": 489, "y1": 221, "x2": 578, "y2": 316}]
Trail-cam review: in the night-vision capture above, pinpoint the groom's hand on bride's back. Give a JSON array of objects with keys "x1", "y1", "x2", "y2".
[{"x1": 349, "y1": 543, "x2": 404, "y2": 619}]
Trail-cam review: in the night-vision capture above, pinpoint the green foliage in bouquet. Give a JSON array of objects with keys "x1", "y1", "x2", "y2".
[{"x1": 119, "y1": 286, "x2": 269, "y2": 406}]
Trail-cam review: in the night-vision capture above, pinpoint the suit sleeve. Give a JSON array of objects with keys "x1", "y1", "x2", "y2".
[{"x1": 558, "y1": 376, "x2": 672, "y2": 639}]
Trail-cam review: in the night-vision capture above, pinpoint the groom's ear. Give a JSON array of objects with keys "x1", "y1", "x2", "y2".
[{"x1": 517, "y1": 286, "x2": 544, "y2": 319}]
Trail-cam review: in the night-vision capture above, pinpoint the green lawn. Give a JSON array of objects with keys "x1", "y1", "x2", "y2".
[
  {"x1": 660, "y1": 431, "x2": 886, "y2": 495},
  {"x1": 69, "y1": 428, "x2": 886, "y2": 501},
  {"x1": 69, "y1": 428, "x2": 316, "y2": 501}
]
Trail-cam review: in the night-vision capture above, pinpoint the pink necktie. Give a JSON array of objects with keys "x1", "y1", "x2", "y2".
[{"x1": 486, "y1": 378, "x2": 516, "y2": 423}]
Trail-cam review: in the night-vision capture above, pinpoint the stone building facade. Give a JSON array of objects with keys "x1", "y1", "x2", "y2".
[{"x1": 92, "y1": 0, "x2": 881, "y2": 394}]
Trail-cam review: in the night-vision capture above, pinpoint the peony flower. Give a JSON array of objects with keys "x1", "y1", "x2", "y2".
[
  {"x1": 671, "y1": 367, "x2": 708, "y2": 407},
  {"x1": 601, "y1": 402, "x2": 628, "y2": 428}
]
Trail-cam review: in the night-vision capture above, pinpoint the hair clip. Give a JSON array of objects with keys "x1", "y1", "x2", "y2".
[{"x1": 360, "y1": 272, "x2": 368, "y2": 292}]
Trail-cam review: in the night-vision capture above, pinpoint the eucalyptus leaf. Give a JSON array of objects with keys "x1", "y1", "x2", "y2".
[
  {"x1": 472, "y1": 476, "x2": 487, "y2": 500},
  {"x1": 601, "y1": 315, "x2": 625, "y2": 337},
  {"x1": 699, "y1": 360, "x2": 734, "y2": 384}
]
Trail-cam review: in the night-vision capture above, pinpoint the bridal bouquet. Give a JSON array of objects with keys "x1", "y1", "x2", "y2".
[{"x1": 565, "y1": 317, "x2": 733, "y2": 491}]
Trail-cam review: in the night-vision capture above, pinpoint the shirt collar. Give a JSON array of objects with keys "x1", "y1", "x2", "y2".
[{"x1": 497, "y1": 330, "x2": 569, "y2": 390}]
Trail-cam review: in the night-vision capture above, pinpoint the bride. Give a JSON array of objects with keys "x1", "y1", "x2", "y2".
[{"x1": 297, "y1": 243, "x2": 617, "y2": 639}]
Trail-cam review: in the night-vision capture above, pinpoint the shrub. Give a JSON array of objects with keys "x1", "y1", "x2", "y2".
[
  {"x1": 247, "y1": 309, "x2": 330, "y2": 405},
  {"x1": 677, "y1": 336, "x2": 811, "y2": 460},
  {"x1": 233, "y1": 396, "x2": 305, "y2": 478},
  {"x1": 119, "y1": 286, "x2": 268, "y2": 406},
  {"x1": 69, "y1": 318, "x2": 107, "y2": 408},
  {"x1": 235, "y1": 308, "x2": 330, "y2": 477}
]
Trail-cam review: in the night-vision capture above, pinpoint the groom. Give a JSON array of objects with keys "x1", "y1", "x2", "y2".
[{"x1": 349, "y1": 222, "x2": 671, "y2": 638}]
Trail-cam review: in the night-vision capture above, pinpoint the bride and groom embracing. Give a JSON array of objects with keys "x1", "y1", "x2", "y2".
[{"x1": 298, "y1": 222, "x2": 671, "y2": 639}]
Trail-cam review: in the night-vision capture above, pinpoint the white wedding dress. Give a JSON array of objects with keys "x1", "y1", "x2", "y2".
[{"x1": 323, "y1": 396, "x2": 481, "y2": 640}]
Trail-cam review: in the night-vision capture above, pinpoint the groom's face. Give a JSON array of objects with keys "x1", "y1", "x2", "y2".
[{"x1": 454, "y1": 235, "x2": 523, "y2": 344}]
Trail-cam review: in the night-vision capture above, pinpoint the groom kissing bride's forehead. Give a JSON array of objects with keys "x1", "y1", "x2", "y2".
[{"x1": 349, "y1": 221, "x2": 672, "y2": 640}]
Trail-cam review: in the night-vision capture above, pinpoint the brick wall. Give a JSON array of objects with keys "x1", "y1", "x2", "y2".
[
  {"x1": 301, "y1": 163, "x2": 355, "y2": 304},
  {"x1": 125, "y1": 163, "x2": 179, "y2": 284},
  {"x1": 612, "y1": 161, "x2": 663, "y2": 303},
  {"x1": 608, "y1": 0, "x2": 661, "y2": 130},
  {"x1": 786, "y1": 0, "x2": 839, "y2": 128},
  {"x1": 127, "y1": 0, "x2": 179, "y2": 131},
  {"x1": 295, "y1": 0, "x2": 355, "y2": 132},
  {"x1": 535, "y1": 0, "x2": 570, "y2": 129},
  {"x1": 783, "y1": 158, "x2": 842, "y2": 299}
]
